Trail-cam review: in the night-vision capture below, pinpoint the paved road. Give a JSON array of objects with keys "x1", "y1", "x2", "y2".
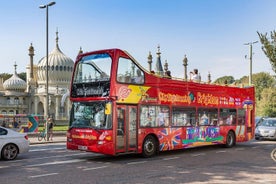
[
  {"x1": 1, "y1": 140, "x2": 275, "y2": 184},
  {"x1": 28, "y1": 133, "x2": 66, "y2": 144}
]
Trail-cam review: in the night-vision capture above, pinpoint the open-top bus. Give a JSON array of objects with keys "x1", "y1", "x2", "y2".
[{"x1": 66, "y1": 48, "x2": 255, "y2": 157}]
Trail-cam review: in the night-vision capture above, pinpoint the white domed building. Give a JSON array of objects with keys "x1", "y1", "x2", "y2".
[{"x1": 0, "y1": 31, "x2": 76, "y2": 124}]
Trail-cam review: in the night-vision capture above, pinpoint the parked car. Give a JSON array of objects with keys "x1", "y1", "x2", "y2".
[
  {"x1": 0, "y1": 126, "x2": 30, "y2": 160},
  {"x1": 255, "y1": 116, "x2": 264, "y2": 127},
  {"x1": 255, "y1": 118, "x2": 276, "y2": 140}
]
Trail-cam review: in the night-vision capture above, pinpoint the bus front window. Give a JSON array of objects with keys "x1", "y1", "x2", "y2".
[
  {"x1": 71, "y1": 53, "x2": 111, "y2": 98},
  {"x1": 70, "y1": 101, "x2": 112, "y2": 129},
  {"x1": 74, "y1": 53, "x2": 111, "y2": 83}
]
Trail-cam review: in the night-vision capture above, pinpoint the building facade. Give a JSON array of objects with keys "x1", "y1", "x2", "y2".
[{"x1": 0, "y1": 32, "x2": 75, "y2": 124}]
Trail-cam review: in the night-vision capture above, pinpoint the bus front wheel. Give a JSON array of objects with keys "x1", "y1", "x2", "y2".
[
  {"x1": 225, "y1": 131, "x2": 236, "y2": 148},
  {"x1": 142, "y1": 135, "x2": 157, "y2": 158}
]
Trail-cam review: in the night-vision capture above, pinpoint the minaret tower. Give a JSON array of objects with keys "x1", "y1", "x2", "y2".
[{"x1": 155, "y1": 45, "x2": 164, "y2": 76}]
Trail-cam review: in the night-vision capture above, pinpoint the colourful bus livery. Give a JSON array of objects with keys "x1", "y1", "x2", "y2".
[{"x1": 67, "y1": 48, "x2": 255, "y2": 157}]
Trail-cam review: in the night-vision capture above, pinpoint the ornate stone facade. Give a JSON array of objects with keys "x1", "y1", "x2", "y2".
[{"x1": 0, "y1": 32, "x2": 74, "y2": 124}]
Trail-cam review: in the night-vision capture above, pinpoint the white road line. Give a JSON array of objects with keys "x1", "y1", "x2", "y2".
[
  {"x1": 30, "y1": 147, "x2": 65, "y2": 152},
  {"x1": 29, "y1": 173, "x2": 58, "y2": 178},
  {"x1": 127, "y1": 161, "x2": 147, "y2": 165},
  {"x1": 235, "y1": 148, "x2": 245, "y2": 151},
  {"x1": 83, "y1": 166, "x2": 108, "y2": 171},
  {"x1": 216, "y1": 150, "x2": 227, "y2": 153},
  {"x1": 191, "y1": 153, "x2": 205, "y2": 157},
  {"x1": 251, "y1": 146, "x2": 259, "y2": 149},
  {"x1": 0, "y1": 166, "x2": 9, "y2": 169},
  {"x1": 25, "y1": 159, "x2": 84, "y2": 167},
  {"x1": 163, "y1": 156, "x2": 179, "y2": 160}
]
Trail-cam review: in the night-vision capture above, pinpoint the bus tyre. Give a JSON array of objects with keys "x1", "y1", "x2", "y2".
[
  {"x1": 225, "y1": 131, "x2": 236, "y2": 148},
  {"x1": 142, "y1": 135, "x2": 157, "y2": 158}
]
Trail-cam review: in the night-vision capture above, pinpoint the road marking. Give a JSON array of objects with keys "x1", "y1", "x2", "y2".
[
  {"x1": 216, "y1": 150, "x2": 226, "y2": 153},
  {"x1": 163, "y1": 156, "x2": 179, "y2": 160},
  {"x1": 29, "y1": 173, "x2": 58, "y2": 178},
  {"x1": 191, "y1": 153, "x2": 205, "y2": 157},
  {"x1": 83, "y1": 166, "x2": 108, "y2": 171},
  {"x1": 271, "y1": 148, "x2": 276, "y2": 162},
  {"x1": 0, "y1": 166, "x2": 9, "y2": 169},
  {"x1": 25, "y1": 159, "x2": 84, "y2": 167},
  {"x1": 127, "y1": 161, "x2": 147, "y2": 165},
  {"x1": 235, "y1": 148, "x2": 245, "y2": 151},
  {"x1": 30, "y1": 147, "x2": 65, "y2": 152},
  {"x1": 251, "y1": 146, "x2": 259, "y2": 149}
]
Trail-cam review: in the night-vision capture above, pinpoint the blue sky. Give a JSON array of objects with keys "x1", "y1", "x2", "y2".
[{"x1": 0, "y1": 0, "x2": 275, "y2": 81}]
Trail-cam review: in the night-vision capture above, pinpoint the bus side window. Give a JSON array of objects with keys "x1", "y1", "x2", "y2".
[
  {"x1": 156, "y1": 106, "x2": 169, "y2": 127},
  {"x1": 117, "y1": 57, "x2": 144, "y2": 84},
  {"x1": 219, "y1": 108, "x2": 236, "y2": 125},
  {"x1": 172, "y1": 107, "x2": 196, "y2": 126}
]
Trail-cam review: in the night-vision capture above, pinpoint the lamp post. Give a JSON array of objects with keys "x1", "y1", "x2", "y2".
[
  {"x1": 40, "y1": 1, "x2": 56, "y2": 141},
  {"x1": 244, "y1": 41, "x2": 258, "y2": 85}
]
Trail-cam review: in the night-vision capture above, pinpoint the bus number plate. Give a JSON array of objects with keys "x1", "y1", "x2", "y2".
[{"x1": 78, "y1": 145, "x2": 88, "y2": 151}]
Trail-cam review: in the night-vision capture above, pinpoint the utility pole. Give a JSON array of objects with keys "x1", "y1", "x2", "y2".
[{"x1": 244, "y1": 41, "x2": 258, "y2": 85}]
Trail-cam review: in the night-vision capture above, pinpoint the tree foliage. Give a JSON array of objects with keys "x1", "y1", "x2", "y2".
[
  {"x1": 0, "y1": 72, "x2": 26, "y2": 82},
  {"x1": 213, "y1": 76, "x2": 235, "y2": 85},
  {"x1": 252, "y1": 72, "x2": 275, "y2": 100},
  {"x1": 257, "y1": 87, "x2": 276, "y2": 117},
  {"x1": 257, "y1": 30, "x2": 276, "y2": 73}
]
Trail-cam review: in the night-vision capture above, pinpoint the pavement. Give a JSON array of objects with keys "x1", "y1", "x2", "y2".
[{"x1": 27, "y1": 132, "x2": 67, "y2": 145}]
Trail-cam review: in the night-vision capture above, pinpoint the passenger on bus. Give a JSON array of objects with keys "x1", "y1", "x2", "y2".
[
  {"x1": 190, "y1": 69, "x2": 200, "y2": 82},
  {"x1": 164, "y1": 70, "x2": 172, "y2": 79},
  {"x1": 134, "y1": 69, "x2": 144, "y2": 83}
]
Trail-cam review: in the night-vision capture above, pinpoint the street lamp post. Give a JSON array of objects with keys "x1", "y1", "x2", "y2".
[
  {"x1": 244, "y1": 41, "x2": 258, "y2": 86},
  {"x1": 40, "y1": 1, "x2": 56, "y2": 141}
]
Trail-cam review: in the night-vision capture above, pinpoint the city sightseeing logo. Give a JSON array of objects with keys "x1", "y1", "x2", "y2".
[{"x1": 271, "y1": 148, "x2": 276, "y2": 162}]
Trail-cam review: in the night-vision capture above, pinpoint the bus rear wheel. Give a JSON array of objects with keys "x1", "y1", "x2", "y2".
[
  {"x1": 225, "y1": 131, "x2": 236, "y2": 148},
  {"x1": 142, "y1": 135, "x2": 157, "y2": 158}
]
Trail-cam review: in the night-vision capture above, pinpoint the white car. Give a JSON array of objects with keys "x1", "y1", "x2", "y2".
[
  {"x1": 0, "y1": 126, "x2": 30, "y2": 160},
  {"x1": 255, "y1": 118, "x2": 276, "y2": 140}
]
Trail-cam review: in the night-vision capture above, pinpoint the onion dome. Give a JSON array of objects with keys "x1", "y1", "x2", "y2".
[
  {"x1": 37, "y1": 31, "x2": 74, "y2": 87},
  {"x1": 3, "y1": 63, "x2": 27, "y2": 91}
]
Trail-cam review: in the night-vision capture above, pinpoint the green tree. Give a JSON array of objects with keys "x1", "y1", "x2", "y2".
[
  {"x1": 257, "y1": 30, "x2": 276, "y2": 73},
  {"x1": 0, "y1": 73, "x2": 12, "y2": 81},
  {"x1": 18, "y1": 72, "x2": 26, "y2": 81},
  {"x1": 213, "y1": 76, "x2": 235, "y2": 85},
  {"x1": 257, "y1": 87, "x2": 276, "y2": 117},
  {"x1": 0, "y1": 72, "x2": 26, "y2": 82},
  {"x1": 229, "y1": 72, "x2": 275, "y2": 101},
  {"x1": 252, "y1": 72, "x2": 275, "y2": 100}
]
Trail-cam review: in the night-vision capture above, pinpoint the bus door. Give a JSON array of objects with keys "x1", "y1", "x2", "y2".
[{"x1": 116, "y1": 105, "x2": 137, "y2": 153}]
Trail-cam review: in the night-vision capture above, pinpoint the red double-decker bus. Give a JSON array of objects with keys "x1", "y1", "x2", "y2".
[{"x1": 66, "y1": 48, "x2": 255, "y2": 157}]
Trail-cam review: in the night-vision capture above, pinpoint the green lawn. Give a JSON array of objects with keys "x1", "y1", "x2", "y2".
[{"x1": 38, "y1": 125, "x2": 68, "y2": 132}]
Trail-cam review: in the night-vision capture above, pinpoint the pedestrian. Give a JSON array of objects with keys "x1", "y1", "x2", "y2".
[
  {"x1": 2, "y1": 120, "x2": 6, "y2": 128},
  {"x1": 47, "y1": 118, "x2": 54, "y2": 141}
]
